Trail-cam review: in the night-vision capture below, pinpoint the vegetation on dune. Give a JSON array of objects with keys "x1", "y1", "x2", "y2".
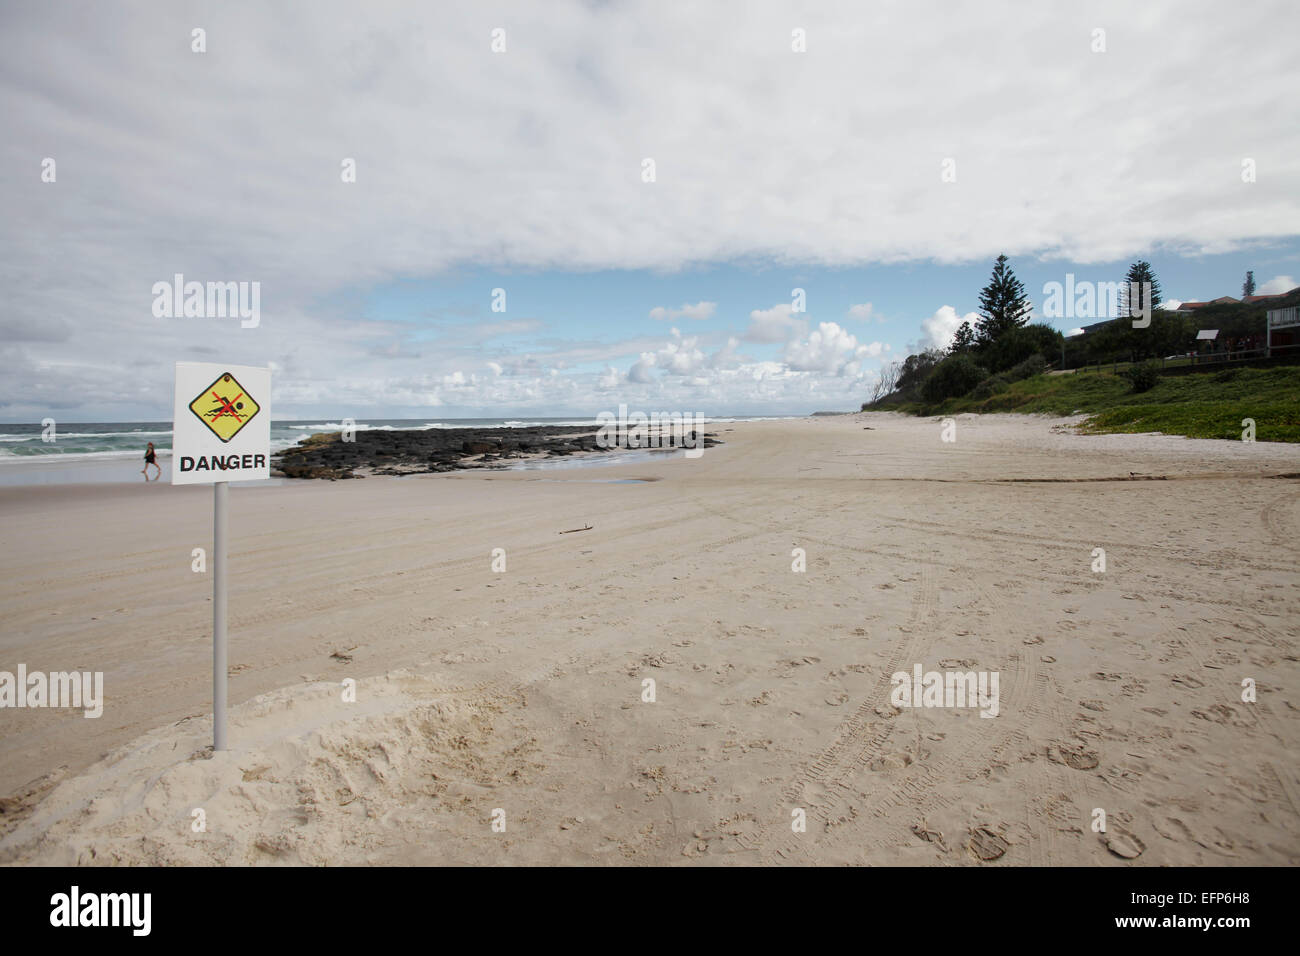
[
  {"x1": 872, "y1": 363, "x2": 1300, "y2": 443},
  {"x1": 863, "y1": 254, "x2": 1300, "y2": 442},
  {"x1": 1079, "y1": 400, "x2": 1300, "y2": 443}
]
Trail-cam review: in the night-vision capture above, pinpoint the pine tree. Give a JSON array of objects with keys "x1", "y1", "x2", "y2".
[
  {"x1": 975, "y1": 255, "x2": 1032, "y2": 346},
  {"x1": 1120, "y1": 261, "x2": 1162, "y2": 317},
  {"x1": 950, "y1": 320, "x2": 975, "y2": 354},
  {"x1": 1243, "y1": 271, "x2": 1256, "y2": 297}
]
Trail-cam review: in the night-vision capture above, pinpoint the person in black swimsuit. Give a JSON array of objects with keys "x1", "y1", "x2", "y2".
[{"x1": 142, "y1": 441, "x2": 160, "y2": 480}]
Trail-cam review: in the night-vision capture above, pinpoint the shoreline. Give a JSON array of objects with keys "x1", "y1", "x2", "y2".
[{"x1": 0, "y1": 421, "x2": 734, "y2": 487}]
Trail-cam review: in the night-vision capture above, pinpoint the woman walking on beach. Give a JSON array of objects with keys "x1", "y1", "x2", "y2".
[{"x1": 142, "y1": 441, "x2": 160, "y2": 480}]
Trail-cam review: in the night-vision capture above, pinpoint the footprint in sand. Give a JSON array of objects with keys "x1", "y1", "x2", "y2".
[
  {"x1": 1152, "y1": 817, "x2": 1195, "y2": 843},
  {"x1": 1048, "y1": 743, "x2": 1100, "y2": 770},
  {"x1": 912, "y1": 820, "x2": 947, "y2": 849},
  {"x1": 869, "y1": 752, "x2": 913, "y2": 772},
  {"x1": 967, "y1": 827, "x2": 1009, "y2": 861},
  {"x1": 1104, "y1": 828, "x2": 1146, "y2": 859}
]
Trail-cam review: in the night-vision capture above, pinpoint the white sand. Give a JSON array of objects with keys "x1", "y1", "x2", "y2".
[{"x1": 1, "y1": 413, "x2": 1297, "y2": 865}]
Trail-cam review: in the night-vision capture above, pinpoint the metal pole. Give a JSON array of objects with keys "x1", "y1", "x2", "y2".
[{"x1": 213, "y1": 480, "x2": 228, "y2": 750}]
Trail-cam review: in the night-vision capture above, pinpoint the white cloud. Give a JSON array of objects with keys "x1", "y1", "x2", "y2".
[
  {"x1": 649, "y1": 301, "x2": 716, "y2": 321},
  {"x1": 744, "y1": 304, "x2": 808, "y2": 343},
  {"x1": 628, "y1": 353, "x2": 657, "y2": 384},
  {"x1": 653, "y1": 330, "x2": 706, "y2": 375},
  {"x1": 920, "y1": 306, "x2": 978, "y2": 351},
  {"x1": 847, "y1": 303, "x2": 878, "y2": 322},
  {"x1": 710, "y1": 336, "x2": 741, "y2": 368},
  {"x1": 783, "y1": 321, "x2": 881, "y2": 375},
  {"x1": 1259, "y1": 275, "x2": 1297, "y2": 295}
]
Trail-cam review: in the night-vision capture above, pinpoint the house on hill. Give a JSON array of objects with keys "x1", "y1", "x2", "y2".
[
  {"x1": 1175, "y1": 288, "x2": 1300, "y2": 313},
  {"x1": 1268, "y1": 304, "x2": 1300, "y2": 355},
  {"x1": 1174, "y1": 296, "x2": 1239, "y2": 313}
]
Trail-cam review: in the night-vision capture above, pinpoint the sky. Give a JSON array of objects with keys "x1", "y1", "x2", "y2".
[{"x1": 2, "y1": 0, "x2": 1298, "y2": 421}]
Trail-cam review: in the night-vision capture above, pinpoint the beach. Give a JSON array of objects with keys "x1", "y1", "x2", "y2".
[{"x1": 1, "y1": 413, "x2": 1297, "y2": 865}]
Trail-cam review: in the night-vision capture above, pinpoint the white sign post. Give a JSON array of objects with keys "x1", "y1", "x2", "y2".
[{"x1": 173, "y1": 362, "x2": 272, "y2": 751}]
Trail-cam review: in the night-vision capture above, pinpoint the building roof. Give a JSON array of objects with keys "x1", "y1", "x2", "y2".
[{"x1": 1073, "y1": 319, "x2": 1115, "y2": 335}]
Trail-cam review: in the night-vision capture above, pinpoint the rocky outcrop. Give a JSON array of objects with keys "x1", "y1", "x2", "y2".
[{"x1": 272, "y1": 425, "x2": 722, "y2": 479}]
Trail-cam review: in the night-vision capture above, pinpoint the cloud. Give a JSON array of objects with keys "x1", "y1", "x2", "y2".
[
  {"x1": 628, "y1": 353, "x2": 657, "y2": 384},
  {"x1": 2, "y1": 1, "x2": 1297, "y2": 417},
  {"x1": 649, "y1": 301, "x2": 716, "y2": 321},
  {"x1": 710, "y1": 336, "x2": 741, "y2": 368},
  {"x1": 434, "y1": 318, "x2": 544, "y2": 344},
  {"x1": 743, "y1": 304, "x2": 808, "y2": 343},
  {"x1": 846, "y1": 303, "x2": 879, "y2": 322},
  {"x1": 623, "y1": 328, "x2": 707, "y2": 381},
  {"x1": 782, "y1": 321, "x2": 884, "y2": 375},
  {"x1": 920, "y1": 306, "x2": 977, "y2": 351},
  {"x1": 1259, "y1": 275, "x2": 1297, "y2": 295},
  {"x1": 368, "y1": 341, "x2": 423, "y2": 360}
]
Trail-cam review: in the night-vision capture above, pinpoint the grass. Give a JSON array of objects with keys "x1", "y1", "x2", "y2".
[{"x1": 873, "y1": 364, "x2": 1300, "y2": 442}]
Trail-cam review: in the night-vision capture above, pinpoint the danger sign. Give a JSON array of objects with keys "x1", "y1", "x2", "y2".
[
  {"x1": 173, "y1": 362, "x2": 271, "y2": 485},
  {"x1": 189, "y1": 371, "x2": 261, "y2": 442}
]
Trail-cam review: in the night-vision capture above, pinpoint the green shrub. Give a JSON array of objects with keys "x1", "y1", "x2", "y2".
[
  {"x1": 981, "y1": 324, "x2": 1063, "y2": 373},
  {"x1": 1123, "y1": 361, "x2": 1161, "y2": 393},
  {"x1": 970, "y1": 372, "x2": 1015, "y2": 400},
  {"x1": 922, "y1": 354, "x2": 988, "y2": 403},
  {"x1": 1006, "y1": 354, "x2": 1047, "y2": 382}
]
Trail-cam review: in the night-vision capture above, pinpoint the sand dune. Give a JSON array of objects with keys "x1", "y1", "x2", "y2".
[{"x1": 2, "y1": 413, "x2": 1297, "y2": 865}]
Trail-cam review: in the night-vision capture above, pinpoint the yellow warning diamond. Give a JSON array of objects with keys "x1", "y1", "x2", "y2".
[{"x1": 189, "y1": 372, "x2": 260, "y2": 443}]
